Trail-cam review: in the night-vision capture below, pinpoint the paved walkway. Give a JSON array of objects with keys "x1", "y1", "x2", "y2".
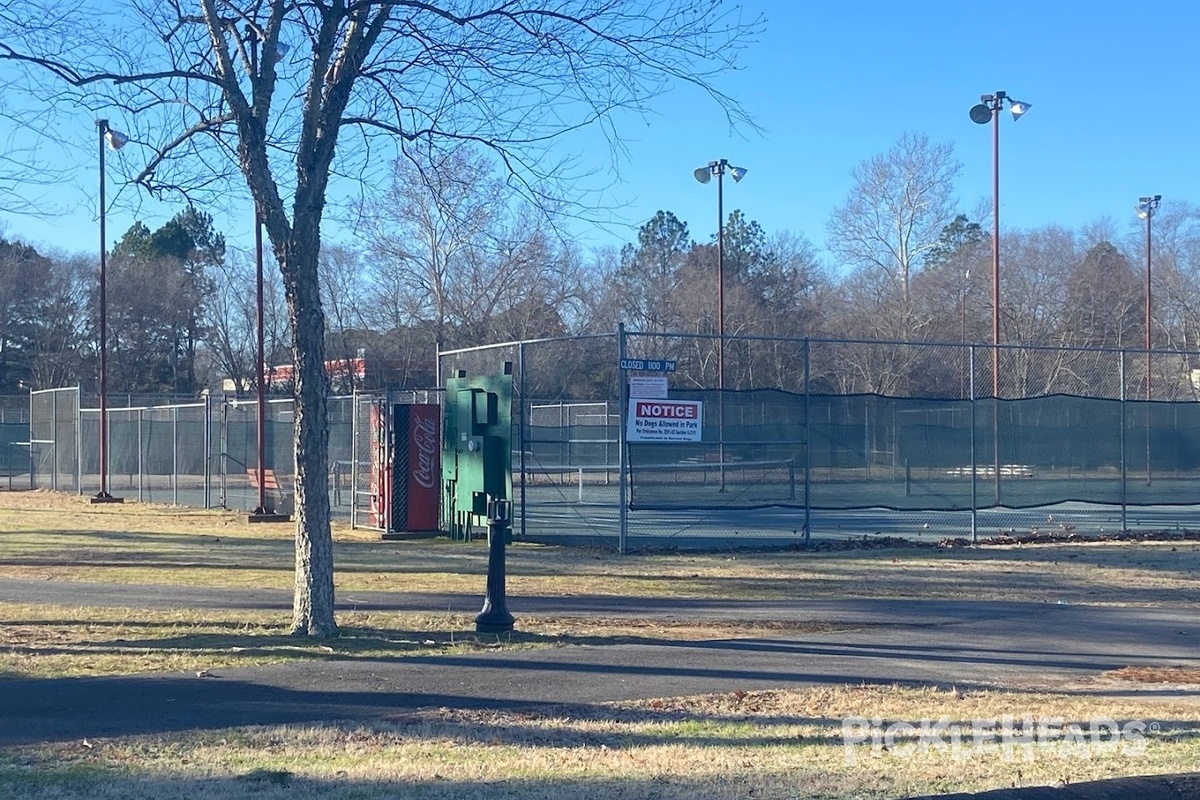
[{"x1": 2, "y1": 579, "x2": 1198, "y2": 748}]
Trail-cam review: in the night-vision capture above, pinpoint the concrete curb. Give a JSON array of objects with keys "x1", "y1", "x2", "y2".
[{"x1": 908, "y1": 772, "x2": 1200, "y2": 799}]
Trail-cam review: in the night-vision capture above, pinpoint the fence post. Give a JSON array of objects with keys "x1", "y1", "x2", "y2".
[
  {"x1": 202, "y1": 393, "x2": 212, "y2": 508},
  {"x1": 51, "y1": 391, "x2": 59, "y2": 493},
  {"x1": 219, "y1": 399, "x2": 228, "y2": 509},
  {"x1": 172, "y1": 405, "x2": 179, "y2": 506},
  {"x1": 969, "y1": 345, "x2": 977, "y2": 543},
  {"x1": 1120, "y1": 350, "x2": 1127, "y2": 532},
  {"x1": 617, "y1": 323, "x2": 628, "y2": 554},
  {"x1": 72, "y1": 387, "x2": 82, "y2": 494},
  {"x1": 350, "y1": 390, "x2": 359, "y2": 529},
  {"x1": 803, "y1": 337, "x2": 811, "y2": 545},
  {"x1": 25, "y1": 394, "x2": 33, "y2": 489},
  {"x1": 518, "y1": 341, "x2": 527, "y2": 541},
  {"x1": 137, "y1": 408, "x2": 144, "y2": 502}
]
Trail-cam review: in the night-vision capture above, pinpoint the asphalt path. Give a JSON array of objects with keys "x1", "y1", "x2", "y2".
[{"x1": 1, "y1": 578, "x2": 1198, "y2": 747}]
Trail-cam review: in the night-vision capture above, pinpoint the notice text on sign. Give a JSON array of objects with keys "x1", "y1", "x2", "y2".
[{"x1": 626, "y1": 399, "x2": 703, "y2": 442}]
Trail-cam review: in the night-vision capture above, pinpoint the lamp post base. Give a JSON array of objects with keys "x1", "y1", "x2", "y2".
[
  {"x1": 475, "y1": 499, "x2": 516, "y2": 634},
  {"x1": 90, "y1": 492, "x2": 123, "y2": 504},
  {"x1": 475, "y1": 603, "x2": 515, "y2": 634},
  {"x1": 247, "y1": 510, "x2": 291, "y2": 524}
]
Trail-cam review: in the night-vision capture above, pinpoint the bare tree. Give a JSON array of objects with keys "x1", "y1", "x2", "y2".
[
  {"x1": 0, "y1": 0, "x2": 759, "y2": 635},
  {"x1": 357, "y1": 147, "x2": 503, "y2": 353},
  {"x1": 0, "y1": 235, "x2": 56, "y2": 390},
  {"x1": 318, "y1": 243, "x2": 368, "y2": 391},
  {"x1": 206, "y1": 246, "x2": 289, "y2": 394},
  {"x1": 827, "y1": 132, "x2": 961, "y2": 341},
  {"x1": 25, "y1": 251, "x2": 93, "y2": 390},
  {"x1": 1148, "y1": 203, "x2": 1200, "y2": 397}
]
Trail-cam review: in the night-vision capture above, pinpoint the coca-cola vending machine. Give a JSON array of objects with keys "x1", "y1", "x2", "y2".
[{"x1": 370, "y1": 403, "x2": 442, "y2": 535}]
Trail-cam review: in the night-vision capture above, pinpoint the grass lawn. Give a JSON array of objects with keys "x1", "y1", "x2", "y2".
[
  {"x1": 0, "y1": 491, "x2": 1197, "y2": 607},
  {"x1": 1, "y1": 491, "x2": 1198, "y2": 798},
  {"x1": 1, "y1": 685, "x2": 1198, "y2": 799}
]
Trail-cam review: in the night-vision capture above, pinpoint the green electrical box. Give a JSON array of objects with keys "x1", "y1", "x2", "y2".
[{"x1": 442, "y1": 364, "x2": 512, "y2": 540}]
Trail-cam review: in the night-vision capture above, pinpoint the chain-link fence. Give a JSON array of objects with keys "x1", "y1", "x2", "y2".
[
  {"x1": 29, "y1": 387, "x2": 79, "y2": 493},
  {"x1": 30, "y1": 391, "x2": 358, "y2": 515},
  {"x1": 23, "y1": 332, "x2": 1200, "y2": 549},
  {"x1": 439, "y1": 332, "x2": 1200, "y2": 551},
  {"x1": 0, "y1": 395, "x2": 31, "y2": 490}
]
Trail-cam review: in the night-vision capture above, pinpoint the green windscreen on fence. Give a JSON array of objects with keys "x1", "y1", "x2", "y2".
[
  {"x1": 1, "y1": 421, "x2": 27, "y2": 477},
  {"x1": 624, "y1": 389, "x2": 1200, "y2": 511}
]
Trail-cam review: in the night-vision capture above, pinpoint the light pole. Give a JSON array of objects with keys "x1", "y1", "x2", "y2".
[
  {"x1": 969, "y1": 91, "x2": 1030, "y2": 502},
  {"x1": 92, "y1": 119, "x2": 127, "y2": 504},
  {"x1": 246, "y1": 25, "x2": 289, "y2": 522},
  {"x1": 960, "y1": 269, "x2": 970, "y2": 399},
  {"x1": 694, "y1": 159, "x2": 746, "y2": 487},
  {"x1": 1137, "y1": 194, "x2": 1161, "y2": 486}
]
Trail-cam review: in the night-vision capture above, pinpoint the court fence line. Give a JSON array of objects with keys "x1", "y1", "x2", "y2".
[
  {"x1": 19, "y1": 332, "x2": 1200, "y2": 549},
  {"x1": 440, "y1": 331, "x2": 1200, "y2": 551}
]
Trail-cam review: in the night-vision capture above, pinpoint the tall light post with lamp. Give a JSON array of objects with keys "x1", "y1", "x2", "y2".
[
  {"x1": 694, "y1": 159, "x2": 746, "y2": 489},
  {"x1": 1137, "y1": 194, "x2": 1161, "y2": 486},
  {"x1": 968, "y1": 91, "x2": 1030, "y2": 502},
  {"x1": 92, "y1": 119, "x2": 127, "y2": 504},
  {"x1": 245, "y1": 25, "x2": 290, "y2": 522}
]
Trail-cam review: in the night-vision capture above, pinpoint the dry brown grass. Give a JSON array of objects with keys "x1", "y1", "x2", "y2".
[
  {"x1": 1, "y1": 684, "x2": 1197, "y2": 799},
  {"x1": 0, "y1": 603, "x2": 862, "y2": 678},
  {"x1": 1104, "y1": 666, "x2": 1200, "y2": 685},
  {"x1": 3, "y1": 493, "x2": 1199, "y2": 798},
  {"x1": 2, "y1": 491, "x2": 1198, "y2": 607}
]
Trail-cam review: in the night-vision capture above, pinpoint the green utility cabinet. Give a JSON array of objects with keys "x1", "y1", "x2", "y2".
[{"x1": 441, "y1": 364, "x2": 512, "y2": 540}]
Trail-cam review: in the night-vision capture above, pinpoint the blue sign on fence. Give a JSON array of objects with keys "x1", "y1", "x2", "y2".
[{"x1": 619, "y1": 358, "x2": 676, "y2": 372}]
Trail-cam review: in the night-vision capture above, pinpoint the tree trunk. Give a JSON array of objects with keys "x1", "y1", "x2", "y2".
[{"x1": 283, "y1": 238, "x2": 338, "y2": 638}]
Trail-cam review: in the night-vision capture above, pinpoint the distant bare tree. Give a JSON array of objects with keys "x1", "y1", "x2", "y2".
[
  {"x1": 25, "y1": 251, "x2": 93, "y2": 390},
  {"x1": 318, "y1": 243, "x2": 368, "y2": 391},
  {"x1": 207, "y1": 247, "x2": 289, "y2": 394},
  {"x1": 827, "y1": 132, "x2": 961, "y2": 341}
]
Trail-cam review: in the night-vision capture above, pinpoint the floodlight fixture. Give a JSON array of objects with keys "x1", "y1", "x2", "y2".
[
  {"x1": 104, "y1": 128, "x2": 128, "y2": 150},
  {"x1": 1008, "y1": 99, "x2": 1031, "y2": 120},
  {"x1": 969, "y1": 103, "x2": 992, "y2": 125},
  {"x1": 693, "y1": 167, "x2": 711, "y2": 184},
  {"x1": 1136, "y1": 195, "x2": 1161, "y2": 220},
  {"x1": 729, "y1": 166, "x2": 747, "y2": 183}
]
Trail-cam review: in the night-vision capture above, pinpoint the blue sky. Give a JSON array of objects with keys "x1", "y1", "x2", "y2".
[{"x1": 2, "y1": 0, "x2": 1197, "y2": 265}]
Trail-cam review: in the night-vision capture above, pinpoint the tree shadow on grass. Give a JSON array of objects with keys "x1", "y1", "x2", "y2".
[{"x1": 4, "y1": 625, "x2": 770, "y2": 665}]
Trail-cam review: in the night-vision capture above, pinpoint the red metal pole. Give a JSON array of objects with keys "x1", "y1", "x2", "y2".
[
  {"x1": 1146, "y1": 204, "x2": 1153, "y2": 486},
  {"x1": 717, "y1": 161, "x2": 726, "y2": 490},
  {"x1": 249, "y1": 30, "x2": 269, "y2": 515},
  {"x1": 991, "y1": 100, "x2": 1000, "y2": 401},
  {"x1": 97, "y1": 121, "x2": 110, "y2": 500},
  {"x1": 991, "y1": 97, "x2": 1002, "y2": 504},
  {"x1": 255, "y1": 216, "x2": 268, "y2": 513}
]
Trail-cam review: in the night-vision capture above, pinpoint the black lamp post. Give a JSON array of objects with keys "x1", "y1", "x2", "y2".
[
  {"x1": 1137, "y1": 194, "x2": 1161, "y2": 486},
  {"x1": 969, "y1": 91, "x2": 1030, "y2": 501},
  {"x1": 92, "y1": 119, "x2": 126, "y2": 504},
  {"x1": 693, "y1": 159, "x2": 746, "y2": 488}
]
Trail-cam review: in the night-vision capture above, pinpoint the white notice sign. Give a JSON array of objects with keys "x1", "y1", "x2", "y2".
[
  {"x1": 628, "y1": 377, "x2": 668, "y2": 399},
  {"x1": 627, "y1": 399, "x2": 703, "y2": 442}
]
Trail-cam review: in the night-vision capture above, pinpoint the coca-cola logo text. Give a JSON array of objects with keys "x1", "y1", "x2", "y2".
[{"x1": 411, "y1": 413, "x2": 438, "y2": 489}]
